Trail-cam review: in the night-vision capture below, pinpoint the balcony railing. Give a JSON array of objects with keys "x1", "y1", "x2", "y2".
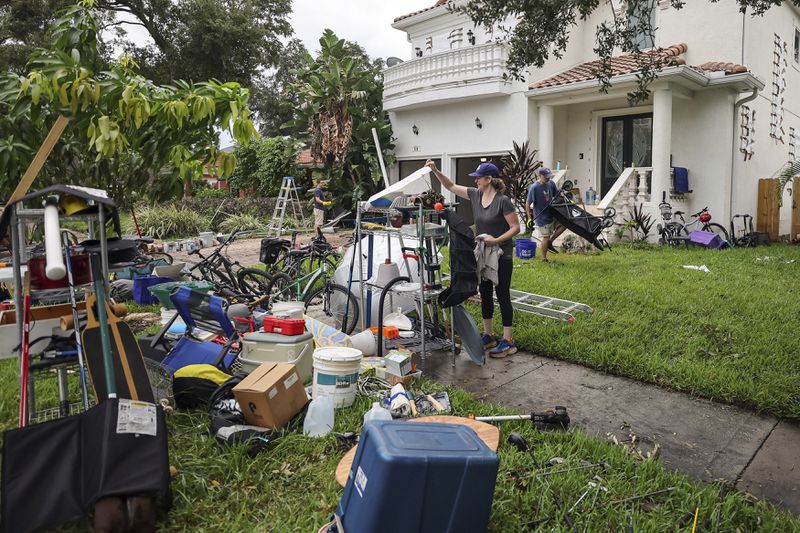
[{"x1": 383, "y1": 42, "x2": 510, "y2": 102}]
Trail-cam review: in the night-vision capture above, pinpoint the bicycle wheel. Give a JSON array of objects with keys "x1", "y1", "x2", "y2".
[
  {"x1": 237, "y1": 268, "x2": 272, "y2": 296},
  {"x1": 148, "y1": 252, "x2": 173, "y2": 265},
  {"x1": 304, "y1": 283, "x2": 359, "y2": 335},
  {"x1": 265, "y1": 272, "x2": 298, "y2": 304},
  {"x1": 660, "y1": 222, "x2": 687, "y2": 245},
  {"x1": 702, "y1": 222, "x2": 729, "y2": 243}
]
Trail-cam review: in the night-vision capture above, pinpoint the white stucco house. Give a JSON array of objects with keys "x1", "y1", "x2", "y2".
[{"x1": 384, "y1": 0, "x2": 800, "y2": 238}]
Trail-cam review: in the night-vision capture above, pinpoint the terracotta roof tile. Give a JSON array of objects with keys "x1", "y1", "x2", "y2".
[
  {"x1": 394, "y1": 0, "x2": 449, "y2": 23},
  {"x1": 529, "y1": 44, "x2": 688, "y2": 89},
  {"x1": 695, "y1": 61, "x2": 749, "y2": 75},
  {"x1": 296, "y1": 148, "x2": 324, "y2": 167}
]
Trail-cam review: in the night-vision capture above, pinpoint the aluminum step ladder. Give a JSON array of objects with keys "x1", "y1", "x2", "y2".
[
  {"x1": 508, "y1": 289, "x2": 592, "y2": 322},
  {"x1": 442, "y1": 274, "x2": 592, "y2": 322},
  {"x1": 267, "y1": 176, "x2": 307, "y2": 237}
]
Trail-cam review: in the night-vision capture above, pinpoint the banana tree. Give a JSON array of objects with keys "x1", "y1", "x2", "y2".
[
  {"x1": 0, "y1": 0, "x2": 258, "y2": 206},
  {"x1": 288, "y1": 29, "x2": 393, "y2": 202}
]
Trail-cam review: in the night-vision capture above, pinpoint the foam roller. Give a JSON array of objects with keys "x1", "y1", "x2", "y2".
[{"x1": 44, "y1": 199, "x2": 66, "y2": 281}]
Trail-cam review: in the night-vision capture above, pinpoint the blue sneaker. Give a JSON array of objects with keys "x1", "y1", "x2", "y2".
[
  {"x1": 481, "y1": 334, "x2": 497, "y2": 349},
  {"x1": 489, "y1": 338, "x2": 518, "y2": 358}
]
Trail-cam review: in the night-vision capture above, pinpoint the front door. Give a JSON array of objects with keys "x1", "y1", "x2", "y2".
[{"x1": 601, "y1": 114, "x2": 653, "y2": 197}]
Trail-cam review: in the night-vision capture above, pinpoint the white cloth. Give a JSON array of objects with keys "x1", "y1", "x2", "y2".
[{"x1": 475, "y1": 234, "x2": 503, "y2": 286}]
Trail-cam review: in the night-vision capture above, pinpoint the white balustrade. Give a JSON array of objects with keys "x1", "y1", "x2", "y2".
[{"x1": 383, "y1": 42, "x2": 509, "y2": 99}]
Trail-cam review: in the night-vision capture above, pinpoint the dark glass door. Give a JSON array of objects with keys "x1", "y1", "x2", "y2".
[
  {"x1": 399, "y1": 159, "x2": 441, "y2": 195},
  {"x1": 455, "y1": 156, "x2": 503, "y2": 224},
  {"x1": 601, "y1": 114, "x2": 652, "y2": 196}
]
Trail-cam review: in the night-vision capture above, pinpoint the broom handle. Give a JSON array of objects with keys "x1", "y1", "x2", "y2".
[{"x1": 90, "y1": 254, "x2": 116, "y2": 398}]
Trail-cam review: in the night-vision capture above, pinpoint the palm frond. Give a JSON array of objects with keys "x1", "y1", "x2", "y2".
[{"x1": 775, "y1": 160, "x2": 800, "y2": 192}]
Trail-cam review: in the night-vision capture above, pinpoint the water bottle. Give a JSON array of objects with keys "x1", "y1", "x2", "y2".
[
  {"x1": 363, "y1": 402, "x2": 392, "y2": 425},
  {"x1": 303, "y1": 397, "x2": 335, "y2": 437},
  {"x1": 586, "y1": 187, "x2": 596, "y2": 205}
]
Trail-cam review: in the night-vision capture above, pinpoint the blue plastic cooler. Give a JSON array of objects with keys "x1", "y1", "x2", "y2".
[{"x1": 335, "y1": 420, "x2": 499, "y2": 533}]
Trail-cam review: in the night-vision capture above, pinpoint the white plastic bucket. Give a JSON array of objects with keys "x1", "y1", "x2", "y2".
[
  {"x1": 312, "y1": 347, "x2": 363, "y2": 408},
  {"x1": 271, "y1": 301, "x2": 304, "y2": 319},
  {"x1": 198, "y1": 232, "x2": 214, "y2": 248}
]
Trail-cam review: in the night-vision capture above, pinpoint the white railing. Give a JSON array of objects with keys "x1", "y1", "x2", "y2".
[{"x1": 383, "y1": 42, "x2": 509, "y2": 98}]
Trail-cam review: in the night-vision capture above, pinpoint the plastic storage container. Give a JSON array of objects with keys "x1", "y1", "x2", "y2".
[
  {"x1": 515, "y1": 238, "x2": 536, "y2": 259},
  {"x1": 147, "y1": 280, "x2": 214, "y2": 309},
  {"x1": 263, "y1": 316, "x2": 305, "y2": 336},
  {"x1": 363, "y1": 402, "x2": 392, "y2": 425},
  {"x1": 303, "y1": 397, "x2": 335, "y2": 437},
  {"x1": 133, "y1": 276, "x2": 174, "y2": 305},
  {"x1": 238, "y1": 331, "x2": 314, "y2": 383},
  {"x1": 336, "y1": 421, "x2": 499, "y2": 533}
]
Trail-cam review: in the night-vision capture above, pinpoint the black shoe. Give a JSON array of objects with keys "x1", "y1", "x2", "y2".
[{"x1": 547, "y1": 243, "x2": 559, "y2": 254}]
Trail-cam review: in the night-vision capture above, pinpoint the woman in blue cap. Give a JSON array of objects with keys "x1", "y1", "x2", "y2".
[{"x1": 426, "y1": 159, "x2": 520, "y2": 358}]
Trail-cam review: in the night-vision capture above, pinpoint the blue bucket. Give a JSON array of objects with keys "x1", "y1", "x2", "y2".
[{"x1": 515, "y1": 238, "x2": 536, "y2": 259}]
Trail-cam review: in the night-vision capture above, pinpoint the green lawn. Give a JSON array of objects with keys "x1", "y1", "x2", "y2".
[
  {"x1": 0, "y1": 360, "x2": 797, "y2": 531},
  {"x1": 486, "y1": 243, "x2": 800, "y2": 420}
]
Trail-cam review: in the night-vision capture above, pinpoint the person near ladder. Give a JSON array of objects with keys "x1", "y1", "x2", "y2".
[
  {"x1": 426, "y1": 160, "x2": 520, "y2": 358},
  {"x1": 526, "y1": 167, "x2": 566, "y2": 263},
  {"x1": 313, "y1": 179, "x2": 331, "y2": 233}
]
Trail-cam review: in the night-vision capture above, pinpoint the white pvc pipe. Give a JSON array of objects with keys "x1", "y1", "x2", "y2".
[{"x1": 44, "y1": 201, "x2": 66, "y2": 280}]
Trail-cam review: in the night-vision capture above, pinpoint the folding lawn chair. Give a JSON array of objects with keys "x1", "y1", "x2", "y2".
[{"x1": 149, "y1": 286, "x2": 240, "y2": 375}]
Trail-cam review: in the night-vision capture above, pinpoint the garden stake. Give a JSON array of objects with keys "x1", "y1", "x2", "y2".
[
  {"x1": 605, "y1": 487, "x2": 676, "y2": 507},
  {"x1": 552, "y1": 492, "x2": 578, "y2": 533},
  {"x1": 568, "y1": 482, "x2": 597, "y2": 513},
  {"x1": 691, "y1": 506, "x2": 700, "y2": 533}
]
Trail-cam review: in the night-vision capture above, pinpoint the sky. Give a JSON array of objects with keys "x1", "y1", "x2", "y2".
[{"x1": 290, "y1": 0, "x2": 435, "y2": 61}]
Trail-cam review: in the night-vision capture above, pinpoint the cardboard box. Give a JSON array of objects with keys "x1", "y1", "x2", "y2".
[
  {"x1": 384, "y1": 351, "x2": 412, "y2": 377},
  {"x1": 233, "y1": 363, "x2": 309, "y2": 428}
]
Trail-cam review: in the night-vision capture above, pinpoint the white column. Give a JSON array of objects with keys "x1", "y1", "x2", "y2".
[
  {"x1": 538, "y1": 104, "x2": 554, "y2": 169},
  {"x1": 651, "y1": 88, "x2": 673, "y2": 204}
]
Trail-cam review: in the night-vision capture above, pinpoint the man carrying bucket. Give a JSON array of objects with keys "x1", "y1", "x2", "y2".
[{"x1": 526, "y1": 168, "x2": 566, "y2": 263}]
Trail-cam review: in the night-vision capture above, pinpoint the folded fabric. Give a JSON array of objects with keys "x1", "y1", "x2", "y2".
[{"x1": 474, "y1": 234, "x2": 503, "y2": 286}]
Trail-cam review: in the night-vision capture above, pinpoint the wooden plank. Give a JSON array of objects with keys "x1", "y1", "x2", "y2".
[
  {"x1": 793, "y1": 177, "x2": 800, "y2": 242},
  {"x1": 756, "y1": 178, "x2": 780, "y2": 242},
  {"x1": 5, "y1": 115, "x2": 69, "y2": 206}
]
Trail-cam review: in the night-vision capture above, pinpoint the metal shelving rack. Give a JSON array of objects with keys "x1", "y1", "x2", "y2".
[{"x1": 352, "y1": 200, "x2": 456, "y2": 369}]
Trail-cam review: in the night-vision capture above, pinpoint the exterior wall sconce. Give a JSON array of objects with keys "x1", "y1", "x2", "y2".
[
  {"x1": 415, "y1": 47, "x2": 423, "y2": 58},
  {"x1": 475, "y1": 117, "x2": 482, "y2": 129},
  {"x1": 467, "y1": 30, "x2": 476, "y2": 45},
  {"x1": 412, "y1": 124, "x2": 419, "y2": 135}
]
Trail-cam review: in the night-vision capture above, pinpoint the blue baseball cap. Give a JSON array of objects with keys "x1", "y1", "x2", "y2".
[
  {"x1": 469, "y1": 162, "x2": 500, "y2": 177},
  {"x1": 538, "y1": 167, "x2": 554, "y2": 178}
]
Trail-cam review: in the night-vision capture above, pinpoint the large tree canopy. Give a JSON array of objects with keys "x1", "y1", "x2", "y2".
[
  {"x1": 1, "y1": 0, "x2": 292, "y2": 87},
  {"x1": 457, "y1": 0, "x2": 800, "y2": 102},
  {"x1": 0, "y1": 0, "x2": 258, "y2": 205}
]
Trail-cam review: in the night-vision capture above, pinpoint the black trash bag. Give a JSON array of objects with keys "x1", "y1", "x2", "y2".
[{"x1": 208, "y1": 372, "x2": 248, "y2": 430}]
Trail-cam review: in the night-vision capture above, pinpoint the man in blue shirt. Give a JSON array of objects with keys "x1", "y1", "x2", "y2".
[{"x1": 526, "y1": 167, "x2": 566, "y2": 262}]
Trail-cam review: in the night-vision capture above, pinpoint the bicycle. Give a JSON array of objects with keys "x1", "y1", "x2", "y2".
[
  {"x1": 186, "y1": 229, "x2": 271, "y2": 299},
  {"x1": 656, "y1": 192, "x2": 729, "y2": 245},
  {"x1": 262, "y1": 231, "x2": 341, "y2": 282},
  {"x1": 265, "y1": 259, "x2": 358, "y2": 335}
]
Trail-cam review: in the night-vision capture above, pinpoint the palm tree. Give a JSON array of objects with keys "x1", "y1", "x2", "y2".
[
  {"x1": 776, "y1": 160, "x2": 800, "y2": 201},
  {"x1": 501, "y1": 141, "x2": 540, "y2": 228}
]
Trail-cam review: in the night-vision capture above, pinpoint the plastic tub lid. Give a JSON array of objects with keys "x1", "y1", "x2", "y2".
[{"x1": 313, "y1": 346, "x2": 363, "y2": 362}]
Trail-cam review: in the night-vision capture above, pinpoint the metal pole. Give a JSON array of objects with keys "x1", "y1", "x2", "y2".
[
  {"x1": 356, "y1": 203, "x2": 365, "y2": 332},
  {"x1": 418, "y1": 202, "x2": 426, "y2": 368},
  {"x1": 10, "y1": 207, "x2": 23, "y2": 355},
  {"x1": 97, "y1": 204, "x2": 110, "y2": 297}
]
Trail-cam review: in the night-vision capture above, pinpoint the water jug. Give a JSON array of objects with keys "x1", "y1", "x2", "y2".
[
  {"x1": 586, "y1": 187, "x2": 596, "y2": 205},
  {"x1": 303, "y1": 397, "x2": 335, "y2": 437},
  {"x1": 363, "y1": 402, "x2": 392, "y2": 425}
]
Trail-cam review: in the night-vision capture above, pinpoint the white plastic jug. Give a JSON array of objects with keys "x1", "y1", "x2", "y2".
[
  {"x1": 363, "y1": 402, "x2": 392, "y2": 425},
  {"x1": 303, "y1": 397, "x2": 335, "y2": 438}
]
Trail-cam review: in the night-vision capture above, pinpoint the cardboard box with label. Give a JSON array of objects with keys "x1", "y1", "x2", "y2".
[
  {"x1": 233, "y1": 363, "x2": 309, "y2": 428},
  {"x1": 384, "y1": 351, "x2": 412, "y2": 377}
]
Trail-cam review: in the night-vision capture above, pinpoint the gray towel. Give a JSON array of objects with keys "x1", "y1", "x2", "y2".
[{"x1": 475, "y1": 234, "x2": 503, "y2": 286}]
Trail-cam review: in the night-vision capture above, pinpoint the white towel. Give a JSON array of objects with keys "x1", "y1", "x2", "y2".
[{"x1": 475, "y1": 234, "x2": 503, "y2": 286}]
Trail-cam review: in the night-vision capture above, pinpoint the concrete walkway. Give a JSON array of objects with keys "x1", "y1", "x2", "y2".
[{"x1": 423, "y1": 350, "x2": 800, "y2": 515}]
